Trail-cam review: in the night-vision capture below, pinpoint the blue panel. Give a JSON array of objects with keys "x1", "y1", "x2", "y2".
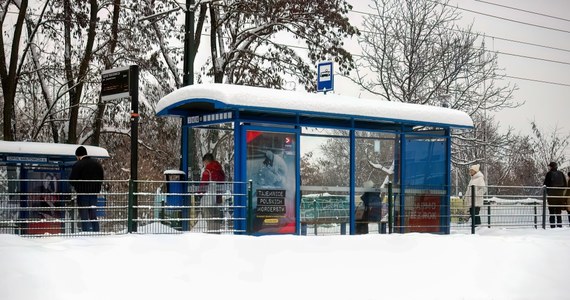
[
  {"x1": 403, "y1": 139, "x2": 446, "y2": 187},
  {"x1": 234, "y1": 121, "x2": 247, "y2": 233},
  {"x1": 444, "y1": 129, "x2": 452, "y2": 234},
  {"x1": 399, "y1": 133, "x2": 406, "y2": 230},
  {"x1": 402, "y1": 136, "x2": 448, "y2": 233},
  {"x1": 181, "y1": 119, "x2": 188, "y2": 178},
  {"x1": 349, "y1": 129, "x2": 356, "y2": 235},
  {"x1": 295, "y1": 128, "x2": 301, "y2": 235}
]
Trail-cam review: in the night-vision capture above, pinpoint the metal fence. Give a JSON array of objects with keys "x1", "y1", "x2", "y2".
[
  {"x1": 299, "y1": 184, "x2": 570, "y2": 235},
  {"x1": 300, "y1": 185, "x2": 389, "y2": 235},
  {"x1": 453, "y1": 185, "x2": 570, "y2": 233},
  {"x1": 0, "y1": 179, "x2": 247, "y2": 236},
  {"x1": 1, "y1": 179, "x2": 569, "y2": 237}
]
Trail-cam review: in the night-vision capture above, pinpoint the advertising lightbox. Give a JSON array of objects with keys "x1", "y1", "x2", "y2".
[{"x1": 246, "y1": 130, "x2": 296, "y2": 234}]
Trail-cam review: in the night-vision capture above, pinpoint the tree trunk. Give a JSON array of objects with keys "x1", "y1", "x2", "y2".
[
  {"x1": 92, "y1": 0, "x2": 121, "y2": 146},
  {"x1": 65, "y1": 0, "x2": 98, "y2": 144},
  {"x1": 0, "y1": 0, "x2": 28, "y2": 141},
  {"x1": 209, "y1": 4, "x2": 223, "y2": 83}
]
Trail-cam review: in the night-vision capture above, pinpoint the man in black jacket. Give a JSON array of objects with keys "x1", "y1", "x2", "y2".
[
  {"x1": 69, "y1": 146, "x2": 104, "y2": 232},
  {"x1": 543, "y1": 162, "x2": 567, "y2": 228}
]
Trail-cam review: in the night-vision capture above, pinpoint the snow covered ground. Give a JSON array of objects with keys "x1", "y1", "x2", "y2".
[{"x1": 1, "y1": 228, "x2": 569, "y2": 300}]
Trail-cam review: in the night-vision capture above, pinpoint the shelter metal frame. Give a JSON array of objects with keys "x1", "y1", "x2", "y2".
[{"x1": 156, "y1": 84, "x2": 473, "y2": 235}]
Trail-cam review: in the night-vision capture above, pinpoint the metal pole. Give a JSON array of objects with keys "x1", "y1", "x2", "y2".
[
  {"x1": 247, "y1": 180, "x2": 253, "y2": 233},
  {"x1": 127, "y1": 179, "x2": 134, "y2": 233},
  {"x1": 183, "y1": 0, "x2": 195, "y2": 87},
  {"x1": 130, "y1": 65, "x2": 139, "y2": 181},
  {"x1": 182, "y1": 0, "x2": 197, "y2": 180},
  {"x1": 313, "y1": 199, "x2": 318, "y2": 236},
  {"x1": 388, "y1": 182, "x2": 393, "y2": 234},
  {"x1": 129, "y1": 65, "x2": 139, "y2": 232},
  {"x1": 534, "y1": 204, "x2": 538, "y2": 229},
  {"x1": 487, "y1": 204, "x2": 491, "y2": 228},
  {"x1": 542, "y1": 186, "x2": 547, "y2": 229},
  {"x1": 470, "y1": 185, "x2": 475, "y2": 234}
]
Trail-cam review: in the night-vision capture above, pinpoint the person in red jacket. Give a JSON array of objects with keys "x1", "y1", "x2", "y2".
[{"x1": 200, "y1": 153, "x2": 226, "y2": 233}]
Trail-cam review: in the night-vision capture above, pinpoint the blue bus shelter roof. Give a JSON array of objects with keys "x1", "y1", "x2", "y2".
[{"x1": 156, "y1": 84, "x2": 473, "y2": 129}]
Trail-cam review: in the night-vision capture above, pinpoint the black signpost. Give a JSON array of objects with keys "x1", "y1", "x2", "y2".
[
  {"x1": 101, "y1": 65, "x2": 139, "y2": 232},
  {"x1": 101, "y1": 66, "x2": 130, "y2": 101}
]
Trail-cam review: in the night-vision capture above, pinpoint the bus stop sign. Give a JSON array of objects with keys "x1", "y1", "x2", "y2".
[{"x1": 317, "y1": 62, "x2": 334, "y2": 92}]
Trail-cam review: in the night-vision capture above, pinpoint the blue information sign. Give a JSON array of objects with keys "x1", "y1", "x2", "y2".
[{"x1": 317, "y1": 62, "x2": 334, "y2": 92}]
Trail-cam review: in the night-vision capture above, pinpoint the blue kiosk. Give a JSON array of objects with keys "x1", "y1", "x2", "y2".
[
  {"x1": 0, "y1": 141, "x2": 109, "y2": 234},
  {"x1": 156, "y1": 84, "x2": 473, "y2": 235}
]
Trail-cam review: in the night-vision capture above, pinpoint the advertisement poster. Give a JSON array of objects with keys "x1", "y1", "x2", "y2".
[
  {"x1": 246, "y1": 130, "x2": 296, "y2": 234},
  {"x1": 407, "y1": 195, "x2": 440, "y2": 233},
  {"x1": 25, "y1": 170, "x2": 63, "y2": 234}
]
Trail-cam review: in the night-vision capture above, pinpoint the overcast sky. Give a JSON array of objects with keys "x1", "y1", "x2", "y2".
[{"x1": 337, "y1": 0, "x2": 569, "y2": 140}]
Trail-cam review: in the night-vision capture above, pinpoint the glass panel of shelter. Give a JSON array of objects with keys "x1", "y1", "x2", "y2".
[
  {"x1": 355, "y1": 131, "x2": 399, "y2": 234},
  {"x1": 300, "y1": 128, "x2": 350, "y2": 235},
  {"x1": 298, "y1": 128, "x2": 403, "y2": 235},
  {"x1": 188, "y1": 124, "x2": 447, "y2": 235},
  {"x1": 400, "y1": 133, "x2": 448, "y2": 233}
]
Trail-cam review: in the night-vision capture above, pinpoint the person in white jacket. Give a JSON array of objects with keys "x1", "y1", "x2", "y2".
[{"x1": 464, "y1": 164, "x2": 487, "y2": 226}]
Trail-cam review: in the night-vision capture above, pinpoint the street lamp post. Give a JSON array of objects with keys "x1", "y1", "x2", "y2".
[
  {"x1": 182, "y1": 0, "x2": 199, "y2": 182},
  {"x1": 136, "y1": 0, "x2": 197, "y2": 230},
  {"x1": 180, "y1": 0, "x2": 196, "y2": 231},
  {"x1": 183, "y1": 0, "x2": 195, "y2": 87},
  {"x1": 142, "y1": 0, "x2": 200, "y2": 179},
  {"x1": 139, "y1": 1, "x2": 195, "y2": 87}
]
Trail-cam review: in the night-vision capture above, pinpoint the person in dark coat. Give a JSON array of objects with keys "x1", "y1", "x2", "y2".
[
  {"x1": 69, "y1": 146, "x2": 104, "y2": 232},
  {"x1": 543, "y1": 162, "x2": 567, "y2": 228},
  {"x1": 200, "y1": 153, "x2": 226, "y2": 233},
  {"x1": 356, "y1": 180, "x2": 382, "y2": 234}
]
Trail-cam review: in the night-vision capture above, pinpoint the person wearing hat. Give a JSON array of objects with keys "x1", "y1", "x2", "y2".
[
  {"x1": 543, "y1": 162, "x2": 567, "y2": 228},
  {"x1": 464, "y1": 164, "x2": 487, "y2": 226},
  {"x1": 69, "y1": 146, "x2": 105, "y2": 232}
]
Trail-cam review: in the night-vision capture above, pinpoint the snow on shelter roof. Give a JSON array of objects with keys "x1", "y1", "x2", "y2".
[
  {"x1": 0, "y1": 141, "x2": 110, "y2": 161},
  {"x1": 156, "y1": 84, "x2": 473, "y2": 129}
]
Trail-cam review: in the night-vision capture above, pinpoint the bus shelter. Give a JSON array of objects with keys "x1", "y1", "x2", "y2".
[
  {"x1": 156, "y1": 84, "x2": 473, "y2": 235},
  {"x1": 0, "y1": 141, "x2": 109, "y2": 234}
]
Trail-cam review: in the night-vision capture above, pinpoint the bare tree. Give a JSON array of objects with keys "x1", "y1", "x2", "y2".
[
  {"x1": 497, "y1": 134, "x2": 540, "y2": 187},
  {"x1": 202, "y1": 0, "x2": 358, "y2": 90},
  {"x1": 352, "y1": 0, "x2": 524, "y2": 186},
  {"x1": 1, "y1": 0, "x2": 182, "y2": 179},
  {"x1": 1, "y1": 0, "x2": 360, "y2": 180},
  {"x1": 355, "y1": 0, "x2": 518, "y2": 111},
  {"x1": 60, "y1": 0, "x2": 98, "y2": 144},
  {"x1": 530, "y1": 121, "x2": 569, "y2": 173},
  {"x1": 1, "y1": 0, "x2": 30, "y2": 141}
]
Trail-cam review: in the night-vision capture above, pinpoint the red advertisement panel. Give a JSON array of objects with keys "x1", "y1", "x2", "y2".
[{"x1": 408, "y1": 195, "x2": 440, "y2": 233}]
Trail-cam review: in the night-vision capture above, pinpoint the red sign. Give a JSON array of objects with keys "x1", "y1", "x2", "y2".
[{"x1": 408, "y1": 195, "x2": 440, "y2": 233}]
